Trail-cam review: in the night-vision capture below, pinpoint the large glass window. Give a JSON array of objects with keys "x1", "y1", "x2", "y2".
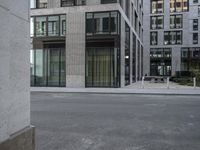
[
  {"x1": 151, "y1": 16, "x2": 164, "y2": 29},
  {"x1": 181, "y1": 48, "x2": 200, "y2": 71},
  {"x1": 86, "y1": 48, "x2": 116, "y2": 87},
  {"x1": 31, "y1": 15, "x2": 66, "y2": 37},
  {"x1": 150, "y1": 48, "x2": 172, "y2": 76},
  {"x1": 31, "y1": 48, "x2": 66, "y2": 87},
  {"x1": 86, "y1": 11, "x2": 120, "y2": 35},
  {"x1": 164, "y1": 31, "x2": 182, "y2": 45},
  {"x1": 151, "y1": 0, "x2": 164, "y2": 14},
  {"x1": 170, "y1": 0, "x2": 189, "y2": 12}
]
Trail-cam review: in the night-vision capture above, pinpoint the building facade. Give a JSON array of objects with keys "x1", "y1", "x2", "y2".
[
  {"x1": 30, "y1": 0, "x2": 144, "y2": 88},
  {"x1": 144, "y1": 0, "x2": 200, "y2": 77},
  {"x1": 0, "y1": 0, "x2": 35, "y2": 149}
]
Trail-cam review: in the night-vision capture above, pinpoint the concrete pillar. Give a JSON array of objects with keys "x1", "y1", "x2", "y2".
[{"x1": 65, "y1": 12, "x2": 86, "y2": 88}]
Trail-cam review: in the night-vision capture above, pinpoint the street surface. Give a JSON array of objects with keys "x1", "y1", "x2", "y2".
[{"x1": 31, "y1": 93, "x2": 200, "y2": 150}]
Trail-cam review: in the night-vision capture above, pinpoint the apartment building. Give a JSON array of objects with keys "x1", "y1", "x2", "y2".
[
  {"x1": 30, "y1": 0, "x2": 144, "y2": 88},
  {"x1": 144, "y1": 0, "x2": 200, "y2": 77}
]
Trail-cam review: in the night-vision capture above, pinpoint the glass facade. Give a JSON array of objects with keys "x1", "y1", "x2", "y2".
[
  {"x1": 31, "y1": 15, "x2": 66, "y2": 37},
  {"x1": 150, "y1": 48, "x2": 172, "y2": 76},
  {"x1": 86, "y1": 11, "x2": 120, "y2": 88},
  {"x1": 31, "y1": 49, "x2": 66, "y2": 87}
]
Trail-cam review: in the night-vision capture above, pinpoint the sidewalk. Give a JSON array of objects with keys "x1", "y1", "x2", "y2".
[{"x1": 31, "y1": 82, "x2": 200, "y2": 95}]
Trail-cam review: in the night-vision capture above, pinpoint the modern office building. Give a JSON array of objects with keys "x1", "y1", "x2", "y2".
[
  {"x1": 30, "y1": 0, "x2": 144, "y2": 88},
  {"x1": 143, "y1": 0, "x2": 200, "y2": 77}
]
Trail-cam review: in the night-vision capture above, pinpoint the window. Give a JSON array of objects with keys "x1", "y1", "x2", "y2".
[
  {"x1": 132, "y1": 33, "x2": 136, "y2": 82},
  {"x1": 30, "y1": 0, "x2": 47, "y2": 9},
  {"x1": 193, "y1": 33, "x2": 198, "y2": 44},
  {"x1": 181, "y1": 48, "x2": 200, "y2": 71},
  {"x1": 30, "y1": 18, "x2": 34, "y2": 37},
  {"x1": 61, "y1": 0, "x2": 86, "y2": 7},
  {"x1": 198, "y1": 6, "x2": 200, "y2": 16},
  {"x1": 150, "y1": 48, "x2": 172, "y2": 76},
  {"x1": 86, "y1": 11, "x2": 120, "y2": 35},
  {"x1": 125, "y1": 23, "x2": 130, "y2": 86},
  {"x1": 194, "y1": 0, "x2": 198, "y2": 3},
  {"x1": 31, "y1": 48, "x2": 66, "y2": 87},
  {"x1": 170, "y1": 0, "x2": 189, "y2": 12},
  {"x1": 101, "y1": 0, "x2": 117, "y2": 4},
  {"x1": 32, "y1": 15, "x2": 66, "y2": 37},
  {"x1": 193, "y1": 19, "x2": 198, "y2": 31},
  {"x1": 164, "y1": 31, "x2": 182, "y2": 45},
  {"x1": 35, "y1": 16, "x2": 47, "y2": 36},
  {"x1": 170, "y1": 15, "x2": 182, "y2": 29},
  {"x1": 150, "y1": 32, "x2": 158, "y2": 45},
  {"x1": 151, "y1": 0, "x2": 164, "y2": 14},
  {"x1": 151, "y1": 16, "x2": 164, "y2": 29},
  {"x1": 48, "y1": 16, "x2": 59, "y2": 36}
]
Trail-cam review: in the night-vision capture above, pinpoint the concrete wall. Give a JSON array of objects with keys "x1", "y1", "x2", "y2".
[{"x1": 0, "y1": 0, "x2": 31, "y2": 144}]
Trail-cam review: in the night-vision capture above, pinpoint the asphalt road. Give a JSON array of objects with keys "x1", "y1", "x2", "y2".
[{"x1": 31, "y1": 93, "x2": 200, "y2": 150}]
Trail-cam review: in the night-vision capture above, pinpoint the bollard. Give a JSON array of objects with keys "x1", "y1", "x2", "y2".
[
  {"x1": 193, "y1": 77, "x2": 196, "y2": 89},
  {"x1": 142, "y1": 76, "x2": 145, "y2": 89},
  {"x1": 167, "y1": 77, "x2": 170, "y2": 89}
]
